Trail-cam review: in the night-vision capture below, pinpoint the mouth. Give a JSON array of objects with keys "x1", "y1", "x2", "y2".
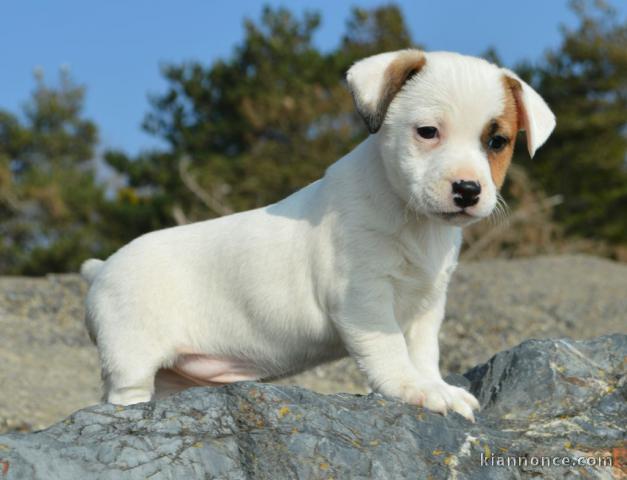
[
  {"x1": 431, "y1": 209, "x2": 480, "y2": 224},
  {"x1": 437, "y1": 210, "x2": 475, "y2": 219}
]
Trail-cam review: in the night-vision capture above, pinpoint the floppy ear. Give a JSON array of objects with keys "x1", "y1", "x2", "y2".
[
  {"x1": 346, "y1": 49, "x2": 426, "y2": 134},
  {"x1": 502, "y1": 69, "x2": 556, "y2": 157}
]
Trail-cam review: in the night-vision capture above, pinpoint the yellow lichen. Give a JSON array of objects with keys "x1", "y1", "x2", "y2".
[{"x1": 484, "y1": 445, "x2": 491, "y2": 458}]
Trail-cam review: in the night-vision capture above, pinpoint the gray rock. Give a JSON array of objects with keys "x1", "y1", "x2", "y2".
[{"x1": 0, "y1": 334, "x2": 624, "y2": 479}]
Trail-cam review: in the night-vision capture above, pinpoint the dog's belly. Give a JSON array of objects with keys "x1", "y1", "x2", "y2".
[
  {"x1": 173, "y1": 354, "x2": 263, "y2": 383},
  {"x1": 154, "y1": 344, "x2": 345, "y2": 397},
  {"x1": 154, "y1": 355, "x2": 263, "y2": 397}
]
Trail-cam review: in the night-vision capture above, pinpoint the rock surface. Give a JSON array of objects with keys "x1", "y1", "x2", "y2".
[
  {"x1": 0, "y1": 275, "x2": 99, "y2": 433},
  {"x1": 0, "y1": 255, "x2": 626, "y2": 433},
  {"x1": 0, "y1": 335, "x2": 624, "y2": 479}
]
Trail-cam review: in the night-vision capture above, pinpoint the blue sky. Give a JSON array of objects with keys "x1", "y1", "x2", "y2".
[{"x1": 1, "y1": 1, "x2": 623, "y2": 155}]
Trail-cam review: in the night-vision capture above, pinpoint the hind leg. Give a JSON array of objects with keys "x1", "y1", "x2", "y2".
[
  {"x1": 100, "y1": 346, "x2": 169, "y2": 405},
  {"x1": 104, "y1": 367, "x2": 155, "y2": 405}
]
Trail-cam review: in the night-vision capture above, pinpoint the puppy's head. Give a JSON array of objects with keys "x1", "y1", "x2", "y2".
[{"x1": 347, "y1": 49, "x2": 555, "y2": 225}]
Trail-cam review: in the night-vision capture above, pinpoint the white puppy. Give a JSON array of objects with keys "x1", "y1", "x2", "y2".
[{"x1": 82, "y1": 50, "x2": 555, "y2": 421}]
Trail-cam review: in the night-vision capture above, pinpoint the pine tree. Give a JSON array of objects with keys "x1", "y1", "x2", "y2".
[
  {"x1": 105, "y1": 6, "x2": 414, "y2": 224},
  {"x1": 0, "y1": 69, "x2": 103, "y2": 274},
  {"x1": 514, "y1": 0, "x2": 627, "y2": 243}
]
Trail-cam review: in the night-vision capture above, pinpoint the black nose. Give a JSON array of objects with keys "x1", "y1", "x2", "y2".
[{"x1": 452, "y1": 180, "x2": 481, "y2": 208}]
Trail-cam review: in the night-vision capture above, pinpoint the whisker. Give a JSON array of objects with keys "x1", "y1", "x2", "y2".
[
  {"x1": 498, "y1": 194, "x2": 511, "y2": 224},
  {"x1": 488, "y1": 193, "x2": 510, "y2": 226}
]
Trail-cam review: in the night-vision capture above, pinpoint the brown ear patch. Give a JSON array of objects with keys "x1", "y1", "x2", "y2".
[
  {"x1": 481, "y1": 76, "x2": 520, "y2": 188},
  {"x1": 504, "y1": 75, "x2": 526, "y2": 132},
  {"x1": 363, "y1": 51, "x2": 426, "y2": 133}
]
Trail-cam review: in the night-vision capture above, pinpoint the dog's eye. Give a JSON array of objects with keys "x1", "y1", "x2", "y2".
[
  {"x1": 487, "y1": 135, "x2": 509, "y2": 151},
  {"x1": 417, "y1": 126, "x2": 438, "y2": 139}
]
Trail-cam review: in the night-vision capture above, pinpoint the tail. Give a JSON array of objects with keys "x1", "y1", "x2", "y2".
[{"x1": 80, "y1": 258, "x2": 105, "y2": 284}]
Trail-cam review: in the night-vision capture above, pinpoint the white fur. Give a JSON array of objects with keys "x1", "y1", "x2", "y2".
[
  {"x1": 80, "y1": 258, "x2": 104, "y2": 284},
  {"x1": 82, "y1": 50, "x2": 555, "y2": 420}
]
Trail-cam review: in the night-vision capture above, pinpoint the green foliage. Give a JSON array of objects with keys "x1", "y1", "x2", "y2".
[
  {"x1": 514, "y1": 0, "x2": 627, "y2": 242},
  {"x1": 106, "y1": 5, "x2": 414, "y2": 222},
  {"x1": 0, "y1": 70, "x2": 105, "y2": 274}
]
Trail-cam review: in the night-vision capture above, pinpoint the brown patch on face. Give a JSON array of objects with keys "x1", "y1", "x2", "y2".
[
  {"x1": 481, "y1": 76, "x2": 520, "y2": 188},
  {"x1": 360, "y1": 50, "x2": 426, "y2": 134}
]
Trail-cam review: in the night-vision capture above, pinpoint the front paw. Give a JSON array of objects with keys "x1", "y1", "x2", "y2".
[{"x1": 383, "y1": 378, "x2": 480, "y2": 422}]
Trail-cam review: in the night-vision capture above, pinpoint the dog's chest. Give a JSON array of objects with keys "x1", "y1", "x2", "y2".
[{"x1": 389, "y1": 223, "x2": 460, "y2": 322}]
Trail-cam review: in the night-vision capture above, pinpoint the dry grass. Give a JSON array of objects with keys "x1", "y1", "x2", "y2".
[{"x1": 461, "y1": 165, "x2": 627, "y2": 262}]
